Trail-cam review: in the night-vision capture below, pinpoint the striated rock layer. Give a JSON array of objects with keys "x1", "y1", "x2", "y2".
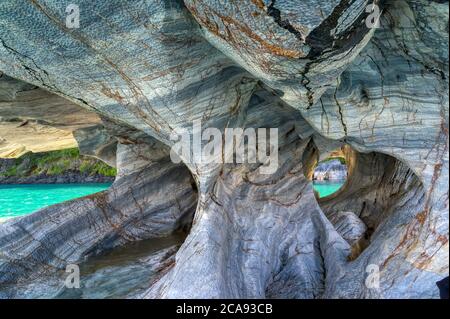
[{"x1": 0, "y1": 0, "x2": 448, "y2": 298}]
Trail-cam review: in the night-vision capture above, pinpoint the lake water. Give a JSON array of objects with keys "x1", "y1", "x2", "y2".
[
  {"x1": 0, "y1": 183, "x2": 112, "y2": 220},
  {"x1": 0, "y1": 181, "x2": 342, "y2": 220},
  {"x1": 313, "y1": 181, "x2": 345, "y2": 198},
  {"x1": 55, "y1": 233, "x2": 185, "y2": 299}
]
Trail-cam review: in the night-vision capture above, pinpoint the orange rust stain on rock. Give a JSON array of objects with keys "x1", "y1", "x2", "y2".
[
  {"x1": 413, "y1": 252, "x2": 432, "y2": 270},
  {"x1": 382, "y1": 209, "x2": 447, "y2": 271},
  {"x1": 412, "y1": 236, "x2": 447, "y2": 271},
  {"x1": 218, "y1": 14, "x2": 302, "y2": 59},
  {"x1": 416, "y1": 210, "x2": 427, "y2": 225},
  {"x1": 250, "y1": 0, "x2": 266, "y2": 10},
  {"x1": 185, "y1": 2, "x2": 302, "y2": 59},
  {"x1": 381, "y1": 215, "x2": 422, "y2": 269},
  {"x1": 437, "y1": 234, "x2": 448, "y2": 245},
  {"x1": 101, "y1": 87, "x2": 125, "y2": 103}
]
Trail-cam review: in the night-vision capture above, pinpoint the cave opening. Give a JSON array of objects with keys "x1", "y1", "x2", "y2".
[
  {"x1": 0, "y1": 147, "x2": 116, "y2": 221},
  {"x1": 312, "y1": 151, "x2": 348, "y2": 199},
  {"x1": 304, "y1": 140, "x2": 426, "y2": 262}
]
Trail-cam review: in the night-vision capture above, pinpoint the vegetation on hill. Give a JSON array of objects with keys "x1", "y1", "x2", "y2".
[{"x1": 0, "y1": 148, "x2": 116, "y2": 177}]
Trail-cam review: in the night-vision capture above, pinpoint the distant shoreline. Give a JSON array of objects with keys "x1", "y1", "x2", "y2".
[
  {"x1": 0, "y1": 172, "x2": 114, "y2": 184},
  {"x1": 0, "y1": 148, "x2": 116, "y2": 185}
]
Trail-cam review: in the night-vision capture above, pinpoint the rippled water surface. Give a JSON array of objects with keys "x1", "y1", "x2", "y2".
[{"x1": 0, "y1": 183, "x2": 111, "y2": 219}]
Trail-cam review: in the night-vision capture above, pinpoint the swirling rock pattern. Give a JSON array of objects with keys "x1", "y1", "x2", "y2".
[{"x1": 0, "y1": 0, "x2": 447, "y2": 298}]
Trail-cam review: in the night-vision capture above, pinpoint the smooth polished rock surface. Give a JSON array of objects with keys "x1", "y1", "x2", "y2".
[{"x1": 327, "y1": 211, "x2": 367, "y2": 246}]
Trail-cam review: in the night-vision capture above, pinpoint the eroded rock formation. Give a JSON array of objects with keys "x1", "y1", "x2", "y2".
[
  {"x1": 0, "y1": 73, "x2": 102, "y2": 157},
  {"x1": 0, "y1": 0, "x2": 448, "y2": 298}
]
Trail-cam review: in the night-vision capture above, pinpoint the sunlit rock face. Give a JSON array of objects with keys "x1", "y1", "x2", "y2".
[
  {"x1": 0, "y1": 0, "x2": 448, "y2": 299},
  {"x1": 0, "y1": 73, "x2": 102, "y2": 157}
]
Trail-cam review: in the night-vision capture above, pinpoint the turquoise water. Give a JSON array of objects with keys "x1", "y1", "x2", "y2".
[
  {"x1": 0, "y1": 181, "x2": 341, "y2": 219},
  {"x1": 313, "y1": 181, "x2": 345, "y2": 198},
  {"x1": 0, "y1": 183, "x2": 111, "y2": 219}
]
